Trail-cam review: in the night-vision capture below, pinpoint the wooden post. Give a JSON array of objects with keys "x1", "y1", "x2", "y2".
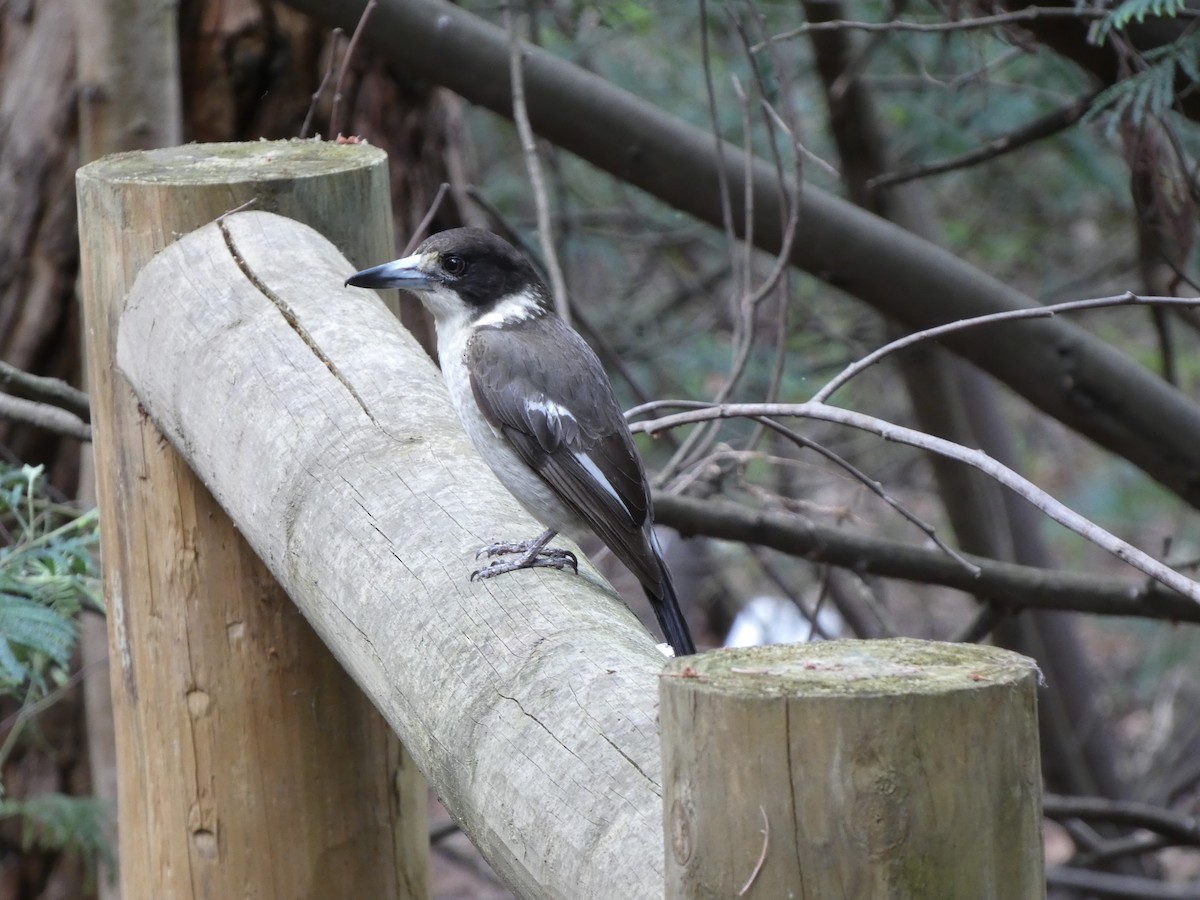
[
  {"x1": 660, "y1": 638, "x2": 1044, "y2": 899},
  {"x1": 77, "y1": 142, "x2": 427, "y2": 899}
]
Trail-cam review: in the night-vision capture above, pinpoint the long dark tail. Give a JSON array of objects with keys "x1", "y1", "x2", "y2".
[{"x1": 644, "y1": 543, "x2": 696, "y2": 655}]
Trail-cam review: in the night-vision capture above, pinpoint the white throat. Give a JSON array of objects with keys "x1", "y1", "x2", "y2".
[{"x1": 472, "y1": 289, "x2": 545, "y2": 330}]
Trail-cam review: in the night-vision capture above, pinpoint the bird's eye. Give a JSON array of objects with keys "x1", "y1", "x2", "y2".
[{"x1": 442, "y1": 255, "x2": 466, "y2": 276}]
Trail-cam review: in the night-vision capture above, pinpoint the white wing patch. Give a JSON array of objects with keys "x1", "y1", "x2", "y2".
[
  {"x1": 574, "y1": 450, "x2": 625, "y2": 511},
  {"x1": 527, "y1": 396, "x2": 576, "y2": 429}
]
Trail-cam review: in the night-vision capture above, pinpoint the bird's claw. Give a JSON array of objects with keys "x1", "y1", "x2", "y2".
[
  {"x1": 475, "y1": 540, "x2": 530, "y2": 560},
  {"x1": 470, "y1": 538, "x2": 578, "y2": 581}
]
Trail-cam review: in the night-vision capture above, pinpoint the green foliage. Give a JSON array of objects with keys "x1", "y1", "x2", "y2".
[
  {"x1": 0, "y1": 464, "x2": 100, "y2": 696},
  {"x1": 0, "y1": 599, "x2": 75, "y2": 690},
  {"x1": 0, "y1": 794, "x2": 114, "y2": 881},
  {"x1": 597, "y1": 0, "x2": 653, "y2": 33},
  {"x1": 0, "y1": 462, "x2": 107, "y2": 876},
  {"x1": 1092, "y1": 0, "x2": 1189, "y2": 45},
  {"x1": 1083, "y1": 32, "x2": 1200, "y2": 133}
]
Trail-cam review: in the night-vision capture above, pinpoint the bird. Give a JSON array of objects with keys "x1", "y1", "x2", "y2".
[{"x1": 346, "y1": 227, "x2": 695, "y2": 656}]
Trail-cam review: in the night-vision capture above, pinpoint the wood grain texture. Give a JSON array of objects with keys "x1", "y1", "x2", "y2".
[
  {"x1": 114, "y1": 209, "x2": 671, "y2": 899},
  {"x1": 77, "y1": 143, "x2": 426, "y2": 899},
  {"x1": 660, "y1": 638, "x2": 1044, "y2": 900}
]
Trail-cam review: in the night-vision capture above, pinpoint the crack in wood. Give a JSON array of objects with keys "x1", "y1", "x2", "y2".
[{"x1": 217, "y1": 218, "x2": 380, "y2": 427}]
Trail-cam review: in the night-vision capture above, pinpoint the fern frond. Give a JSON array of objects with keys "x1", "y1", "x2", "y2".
[
  {"x1": 1093, "y1": 0, "x2": 1189, "y2": 44},
  {"x1": 1082, "y1": 32, "x2": 1200, "y2": 133}
]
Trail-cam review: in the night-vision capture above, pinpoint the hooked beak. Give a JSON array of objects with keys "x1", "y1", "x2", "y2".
[{"x1": 345, "y1": 253, "x2": 438, "y2": 291}]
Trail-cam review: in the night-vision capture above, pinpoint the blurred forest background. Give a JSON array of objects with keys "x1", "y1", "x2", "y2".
[{"x1": 3, "y1": 0, "x2": 1200, "y2": 897}]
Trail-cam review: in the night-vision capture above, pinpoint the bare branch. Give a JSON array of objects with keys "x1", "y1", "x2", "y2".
[
  {"x1": 282, "y1": 0, "x2": 1200, "y2": 507},
  {"x1": 658, "y1": 0, "x2": 743, "y2": 485},
  {"x1": 330, "y1": 0, "x2": 377, "y2": 138},
  {"x1": 652, "y1": 493, "x2": 1200, "y2": 622},
  {"x1": 635, "y1": 400, "x2": 1200, "y2": 603},
  {"x1": 300, "y1": 28, "x2": 343, "y2": 139},
  {"x1": 660, "y1": 5, "x2": 806, "y2": 484},
  {"x1": 752, "y1": 416, "x2": 979, "y2": 574},
  {"x1": 814, "y1": 292, "x2": 1200, "y2": 404},
  {"x1": 0, "y1": 361, "x2": 90, "y2": 420},
  {"x1": 755, "y1": 6, "x2": 1116, "y2": 51},
  {"x1": 0, "y1": 393, "x2": 92, "y2": 442},
  {"x1": 1074, "y1": 832, "x2": 1172, "y2": 867},
  {"x1": 505, "y1": 4, "x2": 570, "y2": 324},
  {"x1": 1043, "y1": 794, "x2": 1200, "y2": 847},
  {"x1": 403, "y1": 181, "x2": 450, "y2": 254},
  {"x1": 867, "y1": 91, "x2": 1100, "y2": 193}
]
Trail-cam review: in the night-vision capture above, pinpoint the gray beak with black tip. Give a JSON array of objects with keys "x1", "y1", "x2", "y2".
[{"x1": 345, "y1": 253, "x2": 439, "y2": 291}]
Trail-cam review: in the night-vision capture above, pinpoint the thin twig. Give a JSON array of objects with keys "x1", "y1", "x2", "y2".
[
  {"x1": 665, "y1": 446, "x2": 821, "y2": 496},
  {"x1": 0, "y1": 658, "x2": 105, "y2": 771},
  {"x1": 724, "y1": 70, "x2": 756, "y2": 412},
  {"x1": 462, "y1": 187, "x2": 516, "y2": 239},
  {"x1": 330, "y1": 0, "x2": 377, "y2": 138},
  {"x1": 808, "y1": 565, "x2": 833, "y2": 642},
  {"x1": 403, "y1": 182, "x2": 451, "y2": 255},
  {"x1": 1074, "y1": 833, "x2": 1171, "y2": 867},
  {"x1": 660, "y1": 8, "x2": 805, "y2": 484},
  {"x1": 0, "y1": 360, "x2": 90, "y2": 420},
  {"x1": 754, "y1": 416, "x2": 979, "y2": 574},
  {"x1": 755, "y1": 7, "x2": 1118, "y2": 51},
  {"x1": 952, "y1": 603, "x2": 1011, "y2": 643},
  {"x1": 635, "y1": 400, "x2": 1200, "y2": 602},
  {"x1": 867, "y1": 91, "x2": 1100, "y2": 193},
  {"x1": 823, "y1": 0, "x2": 897, "y2": 105},
  {"x1": 429, "y1": 821, "x2": 462, "y2": 844},
  {"x1": 505, "y1": 4, "x2": 571, "y2": 324},
  {"x1": 761, "y1": 99, "x2": 840, "y2": 180},
  {"x1": 660, "y1": 0, "x2": 741, "y2": 485},
  {"x1": 738, "y1": 806, "x2": 770, "y2": 896},
  {"x1": 750, "y1": 548, "x2": 836, "y2": 641},
  {"x1": 216, "y1": 197, "x2": 258, "y2": 223},
  {"x1": 733, "y1": 73, "x2": 755, "y2": 304},
  {"x1": 700, "y1": 0, "x2": 738, "y2": 262},
  {"x1": 299, "y1": 28, "x2": 343, "y2": 139},
  {"x1": 736, "y1": 22, "x2": 805, "y2": 453},
  {"x1": 813, "y1": 292, "x2": 1200, "y2": 404}
]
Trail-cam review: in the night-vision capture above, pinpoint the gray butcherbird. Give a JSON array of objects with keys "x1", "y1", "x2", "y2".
[{"x1": 346, "y1": 228, "x2": 695, "y2": 657}]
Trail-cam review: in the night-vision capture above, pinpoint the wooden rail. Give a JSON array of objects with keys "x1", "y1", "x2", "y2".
[{"x1": 84, "y1": 151, "x2": 671, "y2": 897}]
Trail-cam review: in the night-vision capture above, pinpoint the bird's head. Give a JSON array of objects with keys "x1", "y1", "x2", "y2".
[{"x1": 346, "y1": 228, "x2": 550, "y2": 326}]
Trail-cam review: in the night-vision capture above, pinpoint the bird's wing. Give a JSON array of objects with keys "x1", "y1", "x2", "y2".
[{"x1": 465, "y1": 319, "x2": 663, "y2": 590}]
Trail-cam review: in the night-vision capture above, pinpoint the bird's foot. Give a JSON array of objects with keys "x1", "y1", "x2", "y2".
[{"x1": 471, "y1": 531, "x2": 578, "y2": 581}]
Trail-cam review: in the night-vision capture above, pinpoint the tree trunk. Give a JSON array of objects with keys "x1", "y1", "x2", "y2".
[{"x1": 0, "y1": 0, "x2": 84, "y2": 488}]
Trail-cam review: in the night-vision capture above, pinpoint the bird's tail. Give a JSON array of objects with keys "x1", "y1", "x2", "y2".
[{"x1": 646, "y1": 569, "x2": 696, "y2": 656}]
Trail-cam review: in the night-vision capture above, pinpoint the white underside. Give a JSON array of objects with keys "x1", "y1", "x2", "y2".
[{"x1": 435, "y1": 303, "x2": 588, "y2": 540}]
